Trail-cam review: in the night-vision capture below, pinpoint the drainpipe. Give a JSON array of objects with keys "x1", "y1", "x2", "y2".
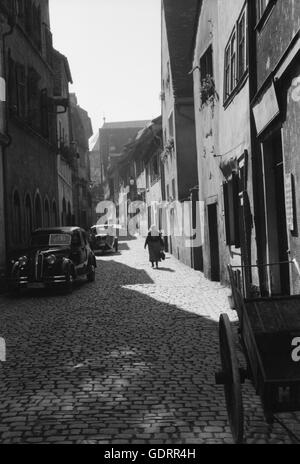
[{"x1": 1, "y1": 10, "x2": 16, "y2": 276}]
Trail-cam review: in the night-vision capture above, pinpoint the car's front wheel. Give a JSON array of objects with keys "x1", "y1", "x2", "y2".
[{"x1": 87, "y1": 263, "x2": 95, "y2": 282}]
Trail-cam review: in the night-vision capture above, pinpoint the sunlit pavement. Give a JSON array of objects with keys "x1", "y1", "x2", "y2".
[{"x1": 0, "y1": 237, "x2": 299, "y2": 444}]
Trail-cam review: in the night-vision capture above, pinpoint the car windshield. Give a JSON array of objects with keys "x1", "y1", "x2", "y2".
[
  {"x1": 92, "y1": 224, "x2": 120, "y2": 235},
  {"x1": 30, "y1": 233, "x2": 72, "y2": 247},
  {"x1": 92, "y1": 225, "x2": 110, "y2": 234}
]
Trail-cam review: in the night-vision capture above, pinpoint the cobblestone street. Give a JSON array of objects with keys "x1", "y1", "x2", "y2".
[{"x1": 0, "y1": 237, "x2": 299, "y2": 444}]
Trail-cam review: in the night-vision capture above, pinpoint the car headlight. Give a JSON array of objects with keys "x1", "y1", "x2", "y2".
[
  {"x1": 46, "y1": 254, "x2": 56, "y2": 265},
  {"x1": 18, "y1": 256, "x2": 28, "y2": 267}
]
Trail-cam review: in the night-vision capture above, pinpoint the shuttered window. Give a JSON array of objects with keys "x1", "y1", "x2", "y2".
[{"x1": 223, "y1": 172, "x2": 240, "y2": 247}]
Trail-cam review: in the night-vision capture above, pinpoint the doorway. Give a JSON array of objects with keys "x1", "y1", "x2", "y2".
[
  {"x1": 262, "y1": 129, "x2": 290, "y2": 295},
  {"x1": 208, "y1": 202, "x2": 220, "y2": 281}
]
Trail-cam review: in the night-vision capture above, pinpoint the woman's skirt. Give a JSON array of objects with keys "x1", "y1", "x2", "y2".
[{"x1": 148, "y1": 241, "x2": 162, "y2": 262}]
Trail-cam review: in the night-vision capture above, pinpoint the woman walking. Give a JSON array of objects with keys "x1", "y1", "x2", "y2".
[{"x1": 144, "y1": 225, "x2": 165, "y2": 269}]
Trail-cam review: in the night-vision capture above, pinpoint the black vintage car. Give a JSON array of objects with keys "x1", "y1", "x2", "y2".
[{"x1": 8, "y1": 227, "x2": 97, "y2": 293}]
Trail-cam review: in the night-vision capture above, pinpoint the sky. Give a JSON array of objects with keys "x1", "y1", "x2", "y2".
[{"x1": 49, "y1": 0, "x2": 162, "y2": 136}]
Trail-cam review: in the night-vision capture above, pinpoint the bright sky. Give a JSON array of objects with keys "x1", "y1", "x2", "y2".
[{"x1": 49, "y1": 0, "x2": 162, "y2": 135}]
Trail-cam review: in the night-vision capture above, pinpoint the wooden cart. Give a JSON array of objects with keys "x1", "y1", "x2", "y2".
[{"x1": 215, "y1": 262, "x2": 300, "y2": 443}]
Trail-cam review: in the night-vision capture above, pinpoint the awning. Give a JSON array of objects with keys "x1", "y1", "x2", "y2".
[{"x1": 275, "y1": 37, "x2": 300, "y2": 81}]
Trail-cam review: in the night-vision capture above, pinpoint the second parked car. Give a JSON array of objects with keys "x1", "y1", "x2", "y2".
[{"x1": 89, "y1": 224, "x2": 120, "y2": 254}]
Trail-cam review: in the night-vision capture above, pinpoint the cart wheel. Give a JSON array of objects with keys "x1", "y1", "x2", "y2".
[{"x1": 219, "y1": 313, "x2": 244, "y2": 444}]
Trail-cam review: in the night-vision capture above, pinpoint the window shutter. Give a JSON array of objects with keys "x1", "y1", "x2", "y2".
[
  {"x1": 232, "y1": 171, "x2": 241, "y2": 247},
  {"x1": 223, "y1": 182, "x2": 231, "y2": 245}
]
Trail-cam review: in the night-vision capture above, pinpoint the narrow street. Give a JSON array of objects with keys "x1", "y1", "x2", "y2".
[{"x1": 0, "y1": 237, "x2": 299, "y2": 444}]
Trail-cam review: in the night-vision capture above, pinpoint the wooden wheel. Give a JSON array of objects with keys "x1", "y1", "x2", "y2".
[{"x1": 219, "y1": 313, "x2": 244, "y2": 444}]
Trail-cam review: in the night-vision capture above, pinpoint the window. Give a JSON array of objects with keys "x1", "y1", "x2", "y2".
[
  {"x1": 224, "y1": 5, "x2": 248, "y2": 102},
  {"x1": 40, "y1": 88, "x2": 49, "y2": 139},
  {"x1": 224, "y1": 32, "x2": 236, "y2": 99},
  {"x1": 237, "y1": 11, "x2": 247, "y2": 80},
  {"x1": 230, "y1": 34, "x2": 236, "y2": 92},
  {"x1": 224, "y1": 46, "x2": 231, "y2": 100},
  {"x1": 200, "y1": 45, "x2": 214, "y2": 104},
  {"x1": 223, "y1": 172, "x2": 240, "y2": 247},
  {"x1": 256, "y1": 0, "x2": 271, "y2": 21},
  {"x1": 150, "y1": 153, "x2": 160, "y2": 184},
  {"x1": 27, "y1": 67, "x2": 41, "y2": 130},
  {"x1": 172, "y1": 179, "x2": 176, "y2": 200}
]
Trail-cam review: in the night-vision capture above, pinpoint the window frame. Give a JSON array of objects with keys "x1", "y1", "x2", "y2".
[
  {"x1": 255, "y1": 0, "x2": 276, "y2": 31},
  {"x1": 223, "y1": 3, "x2": 249, "y2": 106},
  {"x1": 237, "y1": 8, "x2": 248, "y2": 81},
  {"x1": 200, "y1": 45, "x2": 214, "y2": 105}
]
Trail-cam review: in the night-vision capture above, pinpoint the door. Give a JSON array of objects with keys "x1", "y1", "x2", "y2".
[
  {"x1": 208, "y1": 203, "x2": 220, "y2": 281},
  {"x1": 262, "y1": 130, "x2": 290, "y2": 295}
]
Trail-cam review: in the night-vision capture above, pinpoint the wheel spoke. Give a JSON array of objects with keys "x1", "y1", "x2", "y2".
[{"x1": 219, "y1": 313, "x2": 244, "y2": 444}]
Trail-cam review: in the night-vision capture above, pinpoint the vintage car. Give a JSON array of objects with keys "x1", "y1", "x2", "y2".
[
  {"x1": 89, "y1": 224, "x2": 119, "y2": 254},
  {"x1": 8, "y1": 227, "x2": 97, "y2": 293}
]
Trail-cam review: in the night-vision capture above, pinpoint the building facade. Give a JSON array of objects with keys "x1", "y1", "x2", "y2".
[
  {"x1": 98, "y1": 120, "x2": 150, "y2": 205},
  {"x1": 52, "y1": 49, "x2": 74, "y2": 227},
  {"x1": 3, "y1": 0, "x2": 59, "y2": 259},
  {"x1": 192, "y1": 0, "x2": 256, "y2": 285},
  {"x1": 89, "y1": 132, "x2": 103, "y2": 226},
  {"x1": 161, "y1": 0, "x2": 201, "y2": 270},
  {"x1": 0, "y1": 2, "x2": 11, "y2": 282},
  {"x1": 69, "y1": 93, "x2": 93, "y2": 230},
  {"x1": 250, "y1": 0, "x2": 300, "y2": 296}
]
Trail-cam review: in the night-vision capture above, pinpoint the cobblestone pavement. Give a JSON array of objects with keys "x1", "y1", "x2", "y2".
[{"x1": 0, "y1": 237, "x2": 299, "y2": 444}]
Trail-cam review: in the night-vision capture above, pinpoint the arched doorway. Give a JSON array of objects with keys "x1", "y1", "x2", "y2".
[
  {"x1": 34, "y1": 193, "x2": 42, "y2": 229},
  {"x1": 52, "y1": 200, "x2": 58, "y2": 226},
  {"x1": 24, "y1": 194, "x2": 32, "y2": 243},
  {"x1": 44, "y1": 198, "x2": 50, "y2": 228}
]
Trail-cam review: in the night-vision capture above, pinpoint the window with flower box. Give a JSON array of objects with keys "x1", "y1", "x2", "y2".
[{"x1": 200, "y1": 45, "x2": 214, "y2": 104}]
